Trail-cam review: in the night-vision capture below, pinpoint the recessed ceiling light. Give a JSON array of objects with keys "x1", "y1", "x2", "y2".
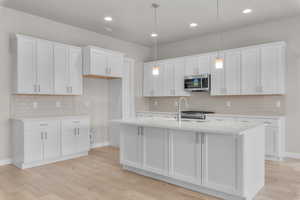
[
  {"x1": 189, "y1": 23, "x2": 198, "y2": 28},
  {"x1": 242, "y1": 9, "x2": 252, "y2": 14},
  {"x1": 104, "y1": 16, "x2": 113, "y2": 21},
  {"x1": 151, "y1": 33, "x2": 158, "y2": 37}
]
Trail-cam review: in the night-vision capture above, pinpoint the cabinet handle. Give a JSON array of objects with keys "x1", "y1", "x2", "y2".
[
  {"x1": 45, "y1": 132, "x2": 48, "y2": 140},
  {"x1": 38, "y1": 85, "x2": 41, "y2": 93},
  {"x1": 77, "y1": 128, "x2": 80, "y2": 136}
]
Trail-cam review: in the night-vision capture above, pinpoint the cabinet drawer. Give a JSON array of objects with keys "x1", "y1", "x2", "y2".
[{"x1": 24, "y1": 120, "x2": 59, "y2": 132}]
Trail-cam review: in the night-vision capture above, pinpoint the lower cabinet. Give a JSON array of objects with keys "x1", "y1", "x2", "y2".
[
  {"x1": 120, "y1": 126, "x2": 242, "y2": 194},
  {"x1": 169, "y1": 130, "x2": 201, "y2": 184},
  {"x1": 12, "y1": 116, "x2": 90, "y2": 169},
  {"x1": 120, "y1": 125, "x2": 264, "y2": 200},
  {"x1": 61, "y1": 118, "x2": 90, "y2": 156}
]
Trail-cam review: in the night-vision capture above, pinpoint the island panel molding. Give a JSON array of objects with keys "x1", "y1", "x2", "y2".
[{"x1": 119, "y1": 122, "x2": 265, "y2": 200}]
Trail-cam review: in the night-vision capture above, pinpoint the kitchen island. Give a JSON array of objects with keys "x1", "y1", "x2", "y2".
[{"x1": 115, "y1": 118, "x2": 265, "y2": 200}]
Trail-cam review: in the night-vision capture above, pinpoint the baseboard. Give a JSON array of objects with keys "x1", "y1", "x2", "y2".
[
  {"x1": 285, "y1": 152, "x2": 300, "y2": 159},
  {"x1": 91, "y1": 141, "x2": 110, "y2": 149},
  {"x1": 0, "y1": 159, "x2": 12, "y2": 166}
]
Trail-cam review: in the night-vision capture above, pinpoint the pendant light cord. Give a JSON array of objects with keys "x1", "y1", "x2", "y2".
[
  {"x1": 152, "y1": 3, "x2": 159, "y2": 61},
  {"x1": 217, "y1": 0, "x2": 223, "y2": 57}
]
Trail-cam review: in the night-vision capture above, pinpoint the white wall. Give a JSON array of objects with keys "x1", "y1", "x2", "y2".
[
  {"x1": 0, "y1": 6, "x2": 151, "y2": 160},
  {"x1": 150, "y1": 16, "x2": 300, "y2": 155}
]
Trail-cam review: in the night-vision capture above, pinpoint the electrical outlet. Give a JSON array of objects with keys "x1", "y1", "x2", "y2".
[
  {"x1": 33, "y1": 102, "x2": 38, "y2": 109},
  {"x1": 226, "y1": 101, "x2": 231, "y2": 107},
  {"x1": 276, "y1": 100, "x2": 281, "y2": 108},
  {"x1": 56, "y1": 101, "x2": 61, "y2": 108}
]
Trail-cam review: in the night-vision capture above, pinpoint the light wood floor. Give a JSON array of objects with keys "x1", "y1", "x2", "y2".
[{"x1": 0, "y1": 147, "x2": 300, "y2": 200}]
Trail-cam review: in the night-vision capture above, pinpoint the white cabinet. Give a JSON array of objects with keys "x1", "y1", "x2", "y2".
[
  {"x1": 61, "y1": 118, "x2": 90, "y2": 156},
  {"x1": 12, "y1": 116, "x2": 90, "y2": 169},
  {"x1": 143, "y1": 62, "x2": 164, "y2": 97},
  {"x1": 142, "y1": 127, "x2": 168, "y2": 175},
  {"x1": 241, "y1": 47, "x2": 260, "y2": 94},
  {"x1": 14, "y1": 35, "x2": 54, "y2": 94},
  {"x1": 54, "y1": 44, "x2": 83, "y2": 95},
  {"x1": 211, "y1": 42, "x2": 286, "y2": 96},
  {"x1": 210, "y1": 53, "x2": 226, "y2": 95},
  {"x1": 144, "y1": 59, "x2": 190, "y2": 97},
  {"x1": 13, "y1": 34, "x2": 83, "y2": 95},
  {"x1": 83, "y1": 46, "x2": 124, "y2": 78},
  {"x1": 202, "y1": 134, "x2": 238, "y2": 191},
  {"x1": 36, "y1": 39, "x2": 54, "y2": 94},
  {"x1": 120, "y1": 126, "x2": 142, "y2": 168},
  {"x1": 169, "y1": 130, "x2": 201, "y2": 184},
  {"x1": 185, "y1": 54, "x2": 211, "y2": 76},
  {"x1": 13, "y1": 119, "x2": 60, "y2": 166},
  {"x1": 260, "y1": 43, "x2": 285, "y2": 94}
]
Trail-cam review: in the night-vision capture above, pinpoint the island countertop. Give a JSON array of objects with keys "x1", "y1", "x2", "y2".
[{"x1": 112, "y1": 117, "x2": 264, "y2": 135}]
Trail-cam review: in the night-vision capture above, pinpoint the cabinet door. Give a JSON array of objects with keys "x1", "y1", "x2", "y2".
[
  {"x1": 142, "y1": 127, "x2": 168, "y2": 175},
  {"x1": 163, "y1": 61, "x2": 175, "y2": 96},
  {"x1": 77, "y1": 119, "x2": 90, "y2": 153},
  {"x1": 198, "y1": 54, "x2": 211, "y2": 74},
  {"x1": 174, "y1": 58, "x2": 190, "y2": 96},
  {"x1": 170, "y1": 131, "x2": 201, "y2": 184},
  {"x1": 152, "y1": 62, "x2": 165, "y2": 96},
  {"x1": 16, "y1": 35, "x2": 37, "y2": 94},
  {"x1": 24, "y1": 128, "x2": 43, "y2": 163},
  {"x1": 265, "y1": 127, "x2": 278, "y2": 157},
  {"x1": 90, "y1": 49, "x2": 107, "y2": 76},
  {"x1": 120, "y1": 125, "x2": 141, "y2": 167},
  {"x1": 202, "y1": 134, "x2": 237, "y2": 192},
  {"x1": 61, "y1": 120, "x2": 77, "y2": 156},
  {"x1": 108, "y1": 53, "x2": 123, "y2": 77},
  {"x1": 43, "y1": 121, "x2": 60, "y2": 160},
  {"x1": 54, "y1": 43, "x2": 69, "y2": 95},
  {"x1": 36, "y1": 39, "x2": 54, "y2": 94},
  {"x1": 241, "y1": 47, "x2": 260, "y2": 95},
  {"x1": 143, "y1": 63, "x2": 154, "y2": 97},
  {"x1": 185, "y1": 56, "x2": 199, "y2": 76},
  {"x1": 210, "y1": 53, "x2": 226, "y2": 96},
  {"x1": 260, "y1": 45, "x2": 282, "y2": 94},
  {"x1": 224, "y1": 50, "x2": 241, "y2": 95},
  {"x1": 69, "y1": 47, "x2": 83, "y2": 95}
]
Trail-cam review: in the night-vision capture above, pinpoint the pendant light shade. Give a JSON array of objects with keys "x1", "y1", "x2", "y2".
[
  {"x1": 215, "y1": 57, "x2": 224, "y2": 69},
  {"x1": 215, "y1": 0, "x2": 224, "y2": 69},
  {"x1": 151, "y1": 3, "x2": 160, "y2": 76}
]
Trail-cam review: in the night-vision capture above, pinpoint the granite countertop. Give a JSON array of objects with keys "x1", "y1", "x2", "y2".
[{"x1": 113, "y1": 117, "x2": 264, "y2": 136}]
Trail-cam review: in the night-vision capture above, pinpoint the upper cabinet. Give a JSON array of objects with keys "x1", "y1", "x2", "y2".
[
  {"x1": 13, "y1": 34, "x2": 83, "y2": 95},
  {"x1": 54, "y1": 43, "x2": 83, "y2": 95},
  {"x1": 185, "y1": 54, "x2": 211, "y2": 76},
  {"x1": 83, "y1": 46, "x2": 124, "y2": 78},
  {"x1": 143, "y1": 58, "x2": 190, "y2": 97},
  {"x1": 211, "y1": 42, "x2": 286, "y2": 96}
]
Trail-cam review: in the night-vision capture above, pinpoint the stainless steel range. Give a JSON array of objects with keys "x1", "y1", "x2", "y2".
[{"x1": 181, "y1": 111, "x2": 215, "y2": 120}]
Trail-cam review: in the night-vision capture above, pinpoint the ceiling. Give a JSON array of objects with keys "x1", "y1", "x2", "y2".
[{"x1": 2, "y1": 0, "x2": 300, "y2": 46}]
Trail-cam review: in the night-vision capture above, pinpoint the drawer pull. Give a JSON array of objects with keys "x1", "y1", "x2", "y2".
[
  {"x1": 72, "y1": 121, "x2": 80, "y2": 123},
  {"x1": 40, "y1": 123, "x2": 48, "y2": 126}
]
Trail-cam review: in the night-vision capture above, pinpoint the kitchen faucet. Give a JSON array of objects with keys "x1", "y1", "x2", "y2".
[{"x1": 176, "y1": 97, "x2": 189, "y2": 122}]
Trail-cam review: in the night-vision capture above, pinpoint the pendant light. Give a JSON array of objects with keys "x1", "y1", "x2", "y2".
[
  {"x1": 215, "y1": 0, "x2": 224, "y2": 69},
  {"x1": 151, "y1": 3, "x2": 160, "y2": 76}
]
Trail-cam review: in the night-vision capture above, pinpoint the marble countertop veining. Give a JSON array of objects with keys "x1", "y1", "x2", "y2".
[{"x1": 112, "y1": 117, "x2": 264, "y2": 135}]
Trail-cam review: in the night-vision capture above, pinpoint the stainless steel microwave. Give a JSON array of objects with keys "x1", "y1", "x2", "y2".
[{"x1": 184, "y1": 74, "x2": 211, "y2": 92}]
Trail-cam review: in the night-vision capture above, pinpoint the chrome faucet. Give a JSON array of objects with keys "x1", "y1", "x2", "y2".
[{"x1": 176, "y1": 97, "x2": 189, "y2": 122}]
